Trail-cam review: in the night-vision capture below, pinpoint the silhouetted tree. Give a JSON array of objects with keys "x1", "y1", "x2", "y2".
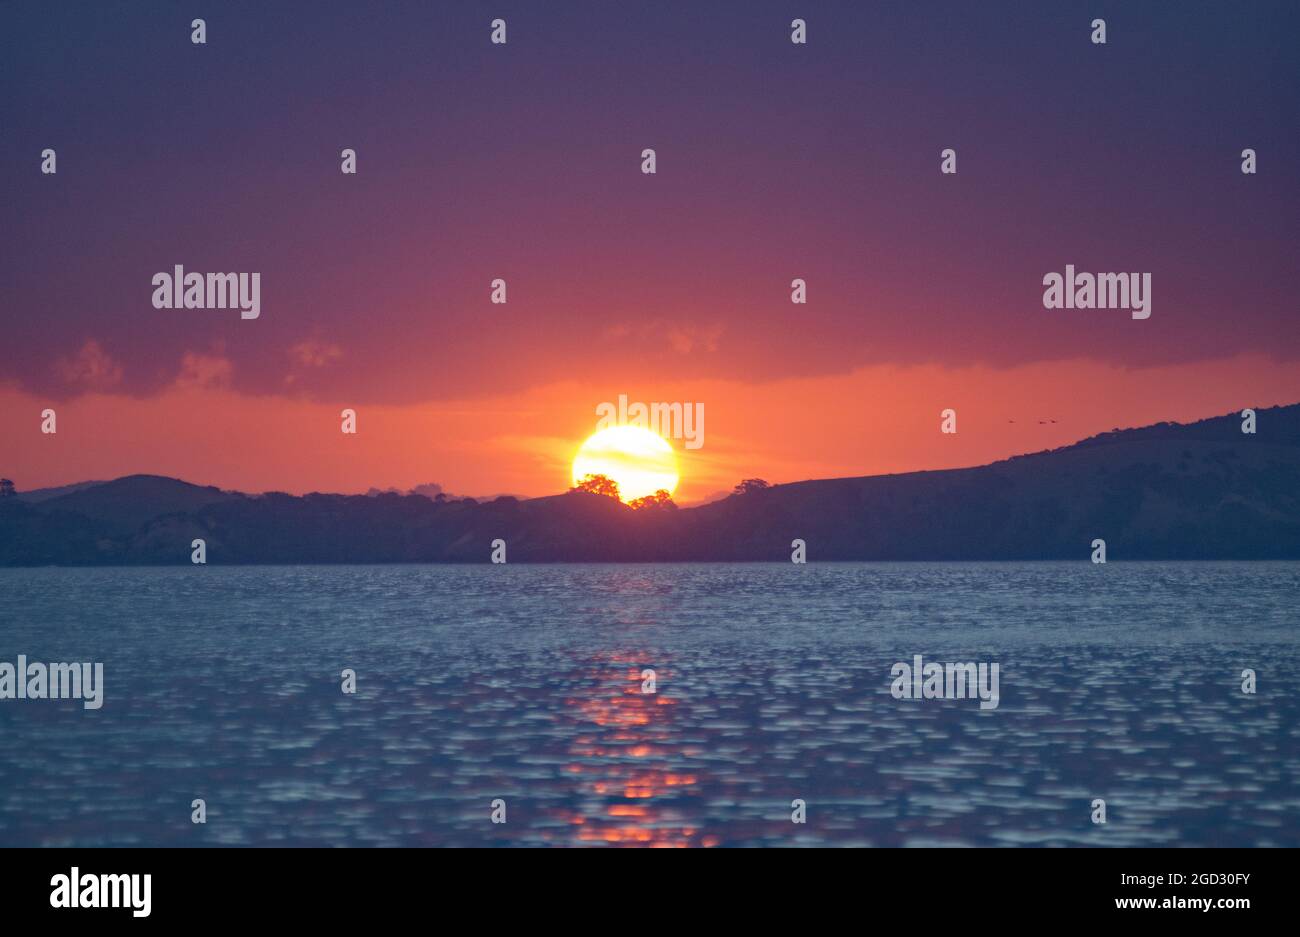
[
  {"x1": 733, "y1": 478, "x2": 770, "y2": 495},
  {"x1": 629, "y1": 489, "x2": 676, "y2": 511},
  {"x1": 571, "y1": 473, "x2": 621, "y2": 500},
  {"x1": 0, "y1": 479, "x2": 14, "y2": 498}
]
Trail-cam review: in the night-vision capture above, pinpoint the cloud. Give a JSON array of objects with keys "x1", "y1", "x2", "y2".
[
  {"x1": 601, "y1": 321, "x2": 725, "y2": 354},
  {"x1": 283, "y1": 339, "x2": 344, "y2": 388},
  {"x1": 288, "y1": 339, "x2": 343, "y2": 369},
  {"x1": 174, "y1": 351, "x2": 233, "y2": 390},
  {"x1": 666, "y1": 323, "x2": 724, "y2": 354},
  {"x1": 54, "y1": 339, "x2": 122, "y2": 391}
]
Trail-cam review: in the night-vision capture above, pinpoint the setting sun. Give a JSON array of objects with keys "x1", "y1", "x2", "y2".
[{"x1": 572, "y1": 426, "x2": 679, "y2": 502}]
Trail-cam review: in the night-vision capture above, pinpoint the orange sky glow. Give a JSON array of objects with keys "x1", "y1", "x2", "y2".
[{"x1": 5, "y1": 353, "x2": 1298, "y2": 505}]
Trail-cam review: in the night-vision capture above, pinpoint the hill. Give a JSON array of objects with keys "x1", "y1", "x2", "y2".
[{"x1": 2, "y1": 405, "x2": 1298, "y2": 564}]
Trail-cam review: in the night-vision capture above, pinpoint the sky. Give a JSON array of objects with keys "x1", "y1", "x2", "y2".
[{"x1": 2, "y1": 1, "x2": 1298, "y2": 502}]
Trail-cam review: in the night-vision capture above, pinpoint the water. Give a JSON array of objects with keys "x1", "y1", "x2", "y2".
[{"x1": 0, "y1": 562, "x2": 1297, "y2": 847}]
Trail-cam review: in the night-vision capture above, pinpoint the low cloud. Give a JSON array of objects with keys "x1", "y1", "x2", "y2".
[
  {"x1": 667, "y1": 323, "x2": 724, "y2": 354},
  {"x1": 284, "y1": 339, "x2": 344, "y2": 388},
  {"x1": 289, "y1": 339, "x2": 343, "y2": 369},
  {"x1": 55, "y1": 339, "x2": 122, "y2": 391},
  {"x1": 174, "y1": 351, "x2": 233, "y2": 390},
  {"x1": 601, "y1": 321, "x2": 724, "y2": 354}
]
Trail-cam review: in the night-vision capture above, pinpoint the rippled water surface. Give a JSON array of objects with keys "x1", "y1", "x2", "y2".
[{"x1": 1, "y1": 562, "x2": 1297, "y2": 847}]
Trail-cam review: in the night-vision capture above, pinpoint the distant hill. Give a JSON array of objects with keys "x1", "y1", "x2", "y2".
[
  {"x1": 32, "y1": 474, "x2": 242, "y2": 538},
  {"x1": 14, "y1": 480, "x2": 107, "y2": 503},
  {"x1": 3, "y1": 405, "x2": 1299, "y2": 564}
]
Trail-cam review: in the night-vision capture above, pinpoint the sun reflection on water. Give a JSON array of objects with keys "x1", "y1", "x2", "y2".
[{"x1": 546, "y1": 654, "x2": 717, "y2": 847}]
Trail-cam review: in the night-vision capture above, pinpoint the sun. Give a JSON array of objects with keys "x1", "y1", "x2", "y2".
[{"x1": 572, "y1": 426, "x2": 679, "y2": 502}]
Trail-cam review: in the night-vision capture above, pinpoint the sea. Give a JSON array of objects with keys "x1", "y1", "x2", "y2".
[{"x1": 1, "y1": 562, "x2": 1296, "y2": 847}]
